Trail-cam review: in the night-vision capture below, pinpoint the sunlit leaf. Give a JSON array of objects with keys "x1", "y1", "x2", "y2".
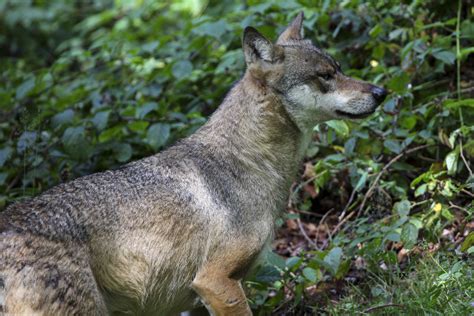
[
  {"x1": 326, "y1": 120, "x2": 349, "y2": 137},
  {"x1": 445, "y1": 147, "x2": 459, "y2": 175}
]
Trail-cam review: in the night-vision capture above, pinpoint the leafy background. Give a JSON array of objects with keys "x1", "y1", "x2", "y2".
[{"x1": 0, "y1": 0, "x2": 473, "y2": 314}]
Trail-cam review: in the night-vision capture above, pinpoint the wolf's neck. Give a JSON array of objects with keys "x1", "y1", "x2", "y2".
[
  {"x1": 192, "y1": 73, "x2": 309, "y2": 211},
  {"x1": 200, "y1": 74, "x2": 306, "y2": 164}
]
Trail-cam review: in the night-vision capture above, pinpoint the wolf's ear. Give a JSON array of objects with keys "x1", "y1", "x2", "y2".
[
  {"x1": 242, "y1": 27, "x2": 275, "y2": 64},
  {"x1": 277, "y1": 11, "x2": 304, "y2": 44}
]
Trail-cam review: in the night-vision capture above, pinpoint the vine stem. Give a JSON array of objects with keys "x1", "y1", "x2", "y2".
[{"x1": 356, "y1": 144, "x2": 433, "y2": 217}]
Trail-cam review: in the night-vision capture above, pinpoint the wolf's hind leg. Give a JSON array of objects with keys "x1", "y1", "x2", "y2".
[{"x1": 2, "y1": 236, "x2": 107, "y2": 315}]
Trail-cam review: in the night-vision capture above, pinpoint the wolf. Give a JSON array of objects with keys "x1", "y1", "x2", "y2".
[{"x1": 0, "y1": 12, "x2": 386, "y2": 315}]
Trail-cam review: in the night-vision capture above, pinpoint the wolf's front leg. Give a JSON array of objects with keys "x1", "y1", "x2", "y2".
[
  {"x1": 190, "y1": 241, "x2": 259, "y2": 316},
  {"x1": 191, "y1": 270, "x2": 251, "y2": 316}
]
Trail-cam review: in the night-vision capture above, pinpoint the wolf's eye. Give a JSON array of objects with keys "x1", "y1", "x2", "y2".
[{"x1": 319, "y1": 73, "x2": 333, "y2": 81}]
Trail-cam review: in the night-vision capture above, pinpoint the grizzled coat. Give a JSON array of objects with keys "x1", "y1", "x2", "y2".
[{"x1": 0, "y1": 12, "x2": 386, "y2": 315}]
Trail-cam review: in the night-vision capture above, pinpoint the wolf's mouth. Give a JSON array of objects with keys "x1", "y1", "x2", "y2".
[{"x1": 335, "y1": 109, "x2": 375, "y2": 119}]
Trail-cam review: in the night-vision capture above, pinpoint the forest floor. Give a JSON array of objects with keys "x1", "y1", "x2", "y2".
[{"x1": 266, "y1": 173, "x2": 474, "y2": 315}]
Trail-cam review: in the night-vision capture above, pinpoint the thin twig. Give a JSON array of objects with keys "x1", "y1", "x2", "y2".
[
  {"x1": 339, "y1": 187, "x2": 358, "y2": 221},
  {"x1": 331, "y1": 210, "x2": 356, "y2": 237},
  {"x1": 6, "y1": 173, "x2": 22, "y2": 192},
  {"x1": 320, "y1": 208, "x2": 335, "y2": 226},
  {"x1": 288, "y1": 175, "x2": 317, "y2": 209},
  {"x1": 314, "y1": 208, "x2": 334, "y2": 249},
  {"x1": 295, "y1": 209, "x2": 323, "y2": 217},
  {"x1": 296, "y1": 218, "x2": 319, "y2": 249},
  {"x1": 287, "y1": 182, "x2": 298, "y2": 208},
  {"x1": 364, "y1": 303, "x2": 404, "y2": 313},
  {"x1": 461, "y1": 189, "x2": 474, "y2": 198},
  {"x1": 357, "y1": 144, "x2": 432, "y2": 217},
  {"x1": 459, "y1": 139, "x2": 473, "y2": 177},
  {"x1": 411, "y1": 199, "x2": 431, "y2": 208},
  {"x1": 449, "y1": 201, "x2": 468, "y2": 213}
]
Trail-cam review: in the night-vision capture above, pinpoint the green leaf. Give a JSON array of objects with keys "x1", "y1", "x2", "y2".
[
  {"x1": 0, "y1": 174, "x2": 8, "y2": 186},
  {"x1": 314, "y1": 169, "x2": 330, "y2": 190},
  {"x1": 302, "y1": 267, "x2": 318, "y2": 283},
  {"x1": 354, "y1": 171, "x2": 368, "y2": 192},
  {"x1": 16, "y1": 77, "x2": 36, "y2": 99},
  {"x1": 99, "y1": 126, "x2": 123, "y2": 143},
  {"x1": 445, "y1": 147, "x2": 459, "y2": 175},
  {"x1": 394, "y1": 200, "x2": 411, "y2": 217},
  {"x1": 385, "y1": 232, "x2": 401, "y2": 242},
  {"x1": 383, "y1": 97, "x2": 397, "y2": 113},
  {"x1": 216, "y1": 50, "x2": 245, "y2": 74},
  {"x1": 172, "y1": 60, "x2": 193, "y2": 79},
  {"x1": 411, "y1": 170, "x2": 430, "y2": 188},
  {"x1": 389, "y1": 28, "x2": 404, "y2": 40},
  {"x1": 460, "y1": 47, "x2": 474, "y2": 58},
  {"x1": 128, "y1": 121, "x2": 149, "y2": 133},
  {"x1": 432, "y1": 50, "x2": 456, "y2": 65},
  {"x1": 443, "y1": 98, "x2": 474, "y2": 109},
  {"x1": 384, "y1": 139, "x2": 401, "y2": 154},
  {"x1": 400, "y1": 116, "x2": 417, "y2": 130},
  {"x1": 387, "y1": 72, "x2": 410, "y2": 94},
  {"x1": 91, "y1": 111, "x2": 110, "y2": 130},
  {"x1": 401, "y1": 223, "x2": 419, "y2": 249},
  {"x1": 62, "y1": 127, "x2": 91, "y2": 161},
  {"x1": 0, "y1": 146, "x2": 13, "y2": 167},
  {"x1": 52, "y1": 109, "x2": 75, "y2": 127},
  {"x1": 324, "y1": 247, "x2": 343, "y2": 275},
  {"x1": 461, "y1": 232, "x2": 474, "y2": 252},
  {"x1": 326, "y1": 120, "x2": 349, "y2": 137},
  {"x1": 142, "y1": 41, "x2": 160, "y2": 53},
  {"x1": 371, "y1": 286, "x2": 384, "y2": 297},
  {"x1": 441, "y1": 207, "x2": 454, "y2": 221},
  {"x1": 414, "y1": 183, "x2": 428, "y2": 197},
  {"x1": 344, "y1": 137, "x2": 356, "y2": 155},
  {"x1": 448, "y1": 128, "x2": 461, "y2": 148},
  {"x1": 335, "y1": 260, "x2": 351, "y2": 280},
  {"x1": 285, "y1": 256, "x2": 302, "y2": 270},
  {"x1": 146, "y1": 123, "x2": 170, "y2": 150},
  {"x1": 136, "y1": 102, "x2": 158, "y2": 119},
  {"x1": 143, "y1": 84, "x2": 163, "y2": 98},
  {"x1": 114, "y1": 143, "x2": 132, "y2": 162},
  {"x1": 369, "y1": 24, "x2": 382, "y2": 38},
  {"x1": 255, "y1": 265, "x2": 280, "y2": 283},
  {"x1": 17, "y1": 131, "x2": 37, "y2": 153},
  {"x1": 194, "y1": 20, "x2": 228, "y2": 39},
  {"x1": 265, "y1": 250, "x2": 286, "y2": 269}
]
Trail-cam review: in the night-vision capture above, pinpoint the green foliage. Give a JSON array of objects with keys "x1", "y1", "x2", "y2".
[
  {"x1": 0, "y1": 0, "x2": 473, "y2": 314},
  {"x1": 325, "y1": 252, "x2": 474, "y2": 315}
]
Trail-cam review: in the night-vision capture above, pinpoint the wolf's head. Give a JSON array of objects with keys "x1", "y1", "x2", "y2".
[{"x1": 242, "y1": 12, "x2": 387, "y2": 132}]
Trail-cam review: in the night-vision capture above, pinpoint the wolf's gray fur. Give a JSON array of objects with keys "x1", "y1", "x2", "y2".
[{"x1": 0, "y1": 12, "x2": 386, "y2": 315}]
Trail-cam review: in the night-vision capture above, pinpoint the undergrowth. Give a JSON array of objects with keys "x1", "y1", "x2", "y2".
[{"x1": 325, "y1": 251, "x2": 473, "y2": 315}]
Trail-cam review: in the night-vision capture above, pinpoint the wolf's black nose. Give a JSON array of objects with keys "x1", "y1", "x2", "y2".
[{"x1": 371, "y1": 86, "x2": 388, "y2": 104}]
